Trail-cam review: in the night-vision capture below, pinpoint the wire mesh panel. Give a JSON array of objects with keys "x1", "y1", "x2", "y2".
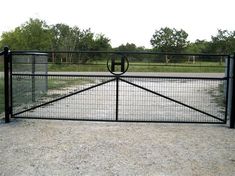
[
  {"x1": 13, "y1": 75, "x2": 116, "y2": 120},
  {"x1": 118, "y1": 77, "x2": 226, "y2": 123},
  {"x1": 12, "y1": 54, "x2": 48, "y2": 112},
  {"x1": 9, "y1": 51, "x2": 229, "y2": 124}
]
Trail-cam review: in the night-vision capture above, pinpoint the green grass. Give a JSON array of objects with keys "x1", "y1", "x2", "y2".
[
  {"x1": 128, "y1": 65, "x2": 224, "y2": 73},
  {"x1": 48, "y1": 61, "x2": 225, "y2": 73},
  {"x1": 49, "y1": 63, "x2": 106, "y2": 72},
  {"x1": 5, "y1": 59, "x2": 225, "y2": 73}
]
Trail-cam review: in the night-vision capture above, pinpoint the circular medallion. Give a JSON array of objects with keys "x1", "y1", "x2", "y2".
[{"x1": 107, "y1": 54, "x2": 129, "y2": 76}]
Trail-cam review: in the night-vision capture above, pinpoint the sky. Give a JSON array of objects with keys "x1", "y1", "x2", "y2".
[{"x1": 0, "y1": 0, "x2": 234, "y2": 48}]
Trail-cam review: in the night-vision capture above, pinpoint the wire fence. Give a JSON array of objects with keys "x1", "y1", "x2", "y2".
[
  {"x1": 13, "y1": 75, "x2": 116, "y2": 120},
  {"x1": 12, "y1": 51, "x2": 228, "y2": 73},
  {"x1": 12, "y1": 54, "x2": 48, "y2": 108},
  {"x1": 119, "y1": 77, "x2": 226, "y2": 122},
  {"x1": 9, "y1": 51, "x2": 229, "y2": 123}
]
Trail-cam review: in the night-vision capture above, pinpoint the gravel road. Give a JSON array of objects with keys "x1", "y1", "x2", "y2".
[
  {"x1": 1, "y1": 71, "x2": 234, "y2": 176},
  {"x1": 0, "y1": 118, "x2": 234, "y2": 176}
]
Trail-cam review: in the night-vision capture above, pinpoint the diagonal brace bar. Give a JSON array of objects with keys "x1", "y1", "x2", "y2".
[
  {"x1": 13, "y1": 78, "x2": 116, "y2": 116},
  {"x1": 120, "y1": 78, "x2": 224, "y2": 122}
]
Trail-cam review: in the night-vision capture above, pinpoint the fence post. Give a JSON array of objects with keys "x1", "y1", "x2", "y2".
[
  {"x1": 115, "y1": 76, "x2": 119, "y2": 121},
  {"x1": 4, "y1": 46, "x2": 10, "y2": 123},
  {"x1": 32, "y1": 55, "x2": 35, "y2": 102},
  {"x1": 230, "y1": 53, "x2": 235, "y2": 128}
]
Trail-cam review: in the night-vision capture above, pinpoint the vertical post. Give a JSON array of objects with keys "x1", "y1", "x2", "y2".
[
  {"x1": 45, "y1": 54, "x2": 48, "y2": 92},
  {"x1": 115, "y1": 76, "x2": 119, "y2": 121},
  {"x1": 230, "y1": 53, "x2": 235, "y2": 128},
  {"x1": 32, "y1": 55, "x2": 35, "y2": 102},
  {"x1": 4, "y1": 47, "x2": 10, "y2": 123},
  {"x1": 9, "y1": 52, "x2": 13, "y2": 116},
  {"x1": 225, "y1": 56, "x2": 230, "y2": 123}
]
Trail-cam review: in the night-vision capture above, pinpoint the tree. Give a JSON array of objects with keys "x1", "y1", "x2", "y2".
[
  {"x1": 114, "y1": 43, "x2": 147, "y2": 61},
  {"x1": 21, "y1": 18, "x2": 53, "y2": 50},
  {"x1": 0, "y1": 27, "x2": 24, "y2": 49},
  {"x1": 78, "y1": 31, "x2": 111, "y2": 63},
  {"x1": 150, "y1": 27, "x2": 189, "y2": 63},
  {"x1": 186, "y1": 39, "x2": 209, "y2": 53},
  {"x1": 150, "y1": 27, "x2": 189, "y2": 53},
  {"x1": 0, "y1": 18, "x2": 52, "y2": 50},
  {"x1": 92, "y1": 34, "x2": 111, "y2": 51},
  {"x1": 0, "y1": 18, "x2": 111, "y2": 54},
  {"x1": 51, "y1": 24, "x2": 81, "y2": 51},
  {"x1": 50, "y1": 24, "x2": 82, "y2": 62},
  {"x1": 210, "y1": 29, "x2": 235, "y2": 54},
  {"x1": 185, "y1": 40, "x2": 211, "y2": 64},
  {"x1": 116, "y1": 43, "x2": 138, "y2": 51}
]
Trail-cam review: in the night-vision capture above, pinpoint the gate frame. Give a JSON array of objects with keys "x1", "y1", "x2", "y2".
[
  {"x1": 3, "y1": 47, "x2": 11, "y2": 123},
  {"x1": 230, "y1": 53, "x2": 235, "y2": 128},
  {"x1": 1, "y1": 48, "x2": 235, "y2": 128}
]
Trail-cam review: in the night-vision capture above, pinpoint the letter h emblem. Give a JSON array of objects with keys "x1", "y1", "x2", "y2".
[{"x1": 111, "y1": 56, "x2": 125, "y2": 72}]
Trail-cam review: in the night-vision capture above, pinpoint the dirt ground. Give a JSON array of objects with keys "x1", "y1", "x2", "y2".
[{"x1": 0, "y1": 118, "x2": 234, "y2": 176}]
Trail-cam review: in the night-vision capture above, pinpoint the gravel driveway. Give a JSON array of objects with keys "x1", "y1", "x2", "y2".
[
  {"x1": 0, "y1": 118, "x2": 234, "y2": 176},
  {"x1": 1, "y1": 72, "x2": 234, "y2": 175}
]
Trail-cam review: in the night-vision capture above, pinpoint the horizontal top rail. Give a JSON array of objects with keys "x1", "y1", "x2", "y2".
[
  {"x1": 10, "y1": 52, "x2": 48, "y2": 56},
  {"x1": 12, "y1": 73, "x2": 115, "y2": 78},
  {"x1": 10, "y1": 50, "x2": 230, "y2": 57},
  {"x1": 11, "y1": 73, "x2": 227, "y2": 80}
]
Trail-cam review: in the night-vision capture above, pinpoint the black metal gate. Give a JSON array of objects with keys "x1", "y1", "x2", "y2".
[{"x1": 2, "y1": 47, "x2": 235, "y2": 126}]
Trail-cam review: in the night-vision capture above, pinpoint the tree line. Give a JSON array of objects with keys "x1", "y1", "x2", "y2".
[{"x1": 0, "y1": 18, "x2": 234, "y2": 55}]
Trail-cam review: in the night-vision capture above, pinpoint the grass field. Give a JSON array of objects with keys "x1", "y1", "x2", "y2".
[
  {"x1": 0, "y1": 61, "x2": 225, "y2": 73},
  {"x1": 48, "y1": 61, "x2": 225, "y2": 73}
]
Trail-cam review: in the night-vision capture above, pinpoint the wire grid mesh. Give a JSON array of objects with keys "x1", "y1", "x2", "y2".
[
  {"x1": 47, "y1": 52, "x2": 109, "y2": 72},
  {"x1": 12, "y1": 75, "x2": 226, "y2": 122},
  {"x1": 12, "y1": 54, "x2": 48, "y2": 110},
  {"x1": 119, "y1": 77, "x2": 226, "y2": 122},
  {"x1": 10, "y1": 51, "x2": 228, "y2": 123},
  {"x1": 13, "y1": 75, "x2": 116, "y2": 120},
  {"x1": 127, "y1": 54, "x2": 226, "y2": 73}
]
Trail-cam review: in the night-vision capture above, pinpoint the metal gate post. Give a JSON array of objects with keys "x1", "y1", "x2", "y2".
[
  {"x1": 225, "y1": 55, "x2": 230, "y2": 123},
  {"x1": 115, "y1": 76, "x2": 119, "y2": 121},
  {"x1": 4, "y1": 47, "x2": 10, "y2": 123},
  {"x1": 230, "y1": 53, "x2": 235, "y2": 128},
  {"x1": 32, "y1": 55, "x2": 36, "y2": 102}
]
